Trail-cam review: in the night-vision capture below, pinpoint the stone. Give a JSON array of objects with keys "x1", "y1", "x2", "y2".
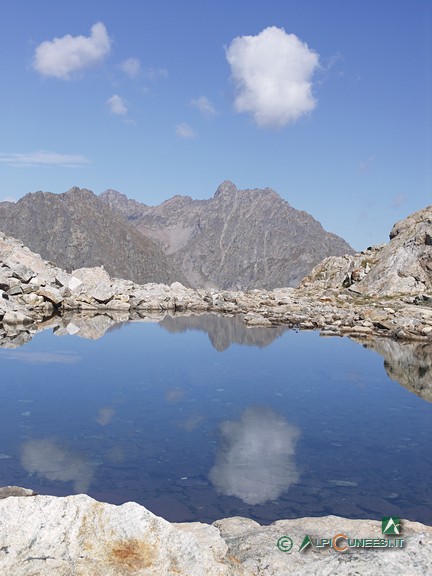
[
  {"x1": 0, "y1": 486, "x2": 37, "y2": 499},
  {"x1": 2, "y1": 311, "x2": 34, "y2": 325},
  {"x1": 71, "y1": 267, "x2": 117, "y2": 303},
  {"x1": 243, "y1": 312, "x2": 272, "y2": 327},
  {"x1": 7, "y1": 285, "x2": 23, "y2": 296},
  {"x1": 53, "y1": 270, "x2": 71, "y2": 287},
  {"x1": 0, "y1": 494, "x2": 231, "y2": 576},
  {"x1": 0, "y1": 492, "x2": 431, "y2": 576},
  {"x1": 68, "y1": 275, "x2": 83, "y2": 292},
  {"x1": 37, "y1": 286, "x2": 64, "y2": 306}
]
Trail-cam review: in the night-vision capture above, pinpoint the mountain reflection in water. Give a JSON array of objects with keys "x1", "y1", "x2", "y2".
[
  {"x1": 2, "y1": 311, "x2": 429, "y2": 401},
  {"x1": 356, "y1": 338, "x2": 432, "y2": 403},
  {"x1": 0, "y1": 312, "x2": 431, "y2": 525}
]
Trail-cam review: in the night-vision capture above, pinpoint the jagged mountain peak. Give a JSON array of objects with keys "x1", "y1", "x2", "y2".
[
  {"x1": 0, "y1": 182, "x2": 354, "y2": 290},
  {"x1": 97, "y1": 182, "x2": 354, "y2": 289},
  {"x1": 214, "y1": 180, "x2": 238, "y2": 197}
]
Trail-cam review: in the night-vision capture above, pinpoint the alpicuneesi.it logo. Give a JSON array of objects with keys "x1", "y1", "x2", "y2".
[{"x1": 277, "y1": 517, "x2": 404, "y2": 554}]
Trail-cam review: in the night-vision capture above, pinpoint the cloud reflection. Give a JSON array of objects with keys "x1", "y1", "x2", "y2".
[
  {"x1": 20, "y1": 438, "x2": 93, "y2": 493},
  {"x1": 3, "y1": 351, "x2": 80, "y2": 364},
  {"x1": 96, "y1": 406, "x2": 115, "y2": 425},
  {"x1": 209, "y1": 406, "x2": 300, "y2": 505}
]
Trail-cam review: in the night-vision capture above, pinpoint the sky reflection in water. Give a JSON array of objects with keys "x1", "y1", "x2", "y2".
[{"x1": 0, "y1": 314, "x2": 431, "y2": 525}]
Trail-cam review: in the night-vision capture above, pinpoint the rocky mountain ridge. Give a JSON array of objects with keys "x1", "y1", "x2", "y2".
[
  {"x1": 0, "y1": 187, "x2": 184, "y2": 286},
  {"x1": 0, "y1": 181, "x2": 354, "y2": 290},
  {"x1": 100, "y1": 181, "x2": 354, "y2": 289}
]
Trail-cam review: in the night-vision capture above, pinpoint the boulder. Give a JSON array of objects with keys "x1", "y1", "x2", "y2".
[
  {"x1": 0, "y1": 494, "x2": 231, "y2": 576},
  {"x1": 37, "y1": 286, "x2": 64, "y2": 307},
  {"x1": 10, "y1": 263, "x2": 35, "y2": 283},
  {"x1": 0, "y1": 493, "x2": 431, "y2": 575},
  {"x1": 71, "y1": 267, "x2": 117, "y2": 303},
  {"x1": 0, "y1": 486, "x2": 37, "y2": 499},
  {"x1": 2, "y1": 311, "x2": 34, "y2": 325}
]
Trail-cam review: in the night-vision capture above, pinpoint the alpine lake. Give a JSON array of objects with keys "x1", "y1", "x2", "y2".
[{"x1": 0, "y1": 312, "x2": 431, "y2": 525}]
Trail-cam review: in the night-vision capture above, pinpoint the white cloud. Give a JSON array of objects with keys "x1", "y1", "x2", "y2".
[
  {"x1": 120, "y1": 57, "x2": 141, "y2": 79},
  {"x1": 190, "y1": 96, "x2": 217, "y2": 117},
  {"x1": 176, "y1": 122, "x2": 197, "y2": 139},
  {"x1": 21, "y1": 438, "x2": 94, "y2": 493},
  {"x1": 209, "y1": 406, "x2": 300, "y2": 505},
  {"x1": 3, "y1": 351, "x2": 80, "y2": 363},
  {"x1": 0, "y1": 196, "x2": 16, "y2": 203},
  {"x1": 225, "y1": 26, "x2": 319, "y2": 128},
  {"x1": 96, "y1": 406, "x2": 115, "y2": 426},
  {"x1": 0, "y1": 151, "x2": 90, "y2": 168},
  {"x1": 107, "y1": 94, "x2": 128, "y2": 116},
  {"x1": 143, "y1": 67, "x2": 168, "y2": 81},
  {"x1": 33, "y1": 22, "x2": 111, "y2": 80}
]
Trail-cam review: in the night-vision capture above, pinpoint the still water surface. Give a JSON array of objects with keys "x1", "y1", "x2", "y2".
[{"x1": 0, "y1": 314, "x2": 431, "y2": 524}]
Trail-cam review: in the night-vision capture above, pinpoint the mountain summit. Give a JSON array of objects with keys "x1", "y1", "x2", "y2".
[
  {"x1": 0, "y1": 182, "x2": 353, "y2": 289},
  {"x1": 100, "y1": 181, "x2": 353, "y2": 289}
]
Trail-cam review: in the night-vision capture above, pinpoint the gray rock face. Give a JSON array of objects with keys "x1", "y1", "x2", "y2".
[
  {"x1": 0, "y1": 494, "x2": 230, "y2": 576},
  {"x1": 0, "y1": 182, "x2": 353, "y2": 291},
  {"x1": 100, "y1": 181, "x2": 354, "y2": 289},
  {"x1": 0, "y1": 187, "x2": 184, "y2": 286},
  {"x1": 0, "y1": 492, "x2": 430, "y2": 576},
  {"x1": 300, "y1": 205, "x2": 432, "y2": 296}
]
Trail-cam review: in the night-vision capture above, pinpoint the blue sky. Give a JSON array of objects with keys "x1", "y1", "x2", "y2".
[{"x1": 0, "y1": 0, "x2": 430, "y2": 250}]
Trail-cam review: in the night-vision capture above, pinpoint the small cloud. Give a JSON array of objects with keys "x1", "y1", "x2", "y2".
[
  {"x1": 391, "y1": 193, "x2": 406, "y2": 208},
  {"x1": 120, "y1": 57, "x2": 141, "y2": 79},
  {"x1": 176, "y1": 122, "x2": 197, "y2": 139},
  {"x1": 33, "y1": 22, "x2": 111, "y2": 80},
  {"x1": 190, "y1": 96, "x2": 217, "y2": 117},
  {"x1": 96, "y1": 406, "x2": 115, "y2": 426},
  {"x1": 0, "y1": 151, "x2": 90, "y2": 168},
  {"x1": 21, "y1": 438, "x2": 93, "y2": 493},
  {"x1": 107, "y1": 94, "x2": 128, "y2": 116},
  {"x1": 359, "y1": 155, "x2": 376, "y2": 172},
  {"x1": 225, "y1": 26, "x2": 319, "y2": 128},
  {"x1": 320, "y1": 52, "x2": 343, "y2": 75},
  {"x1": 0, "y1": 196, "x2": 17, "y2": 203},
  {"x1": 143, "y1": 67, "x2": 168, "y2": 81}
]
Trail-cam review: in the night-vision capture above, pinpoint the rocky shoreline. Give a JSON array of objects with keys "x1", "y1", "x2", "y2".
[
  {"x1": 0, "y1": 487, "x2": 431, "y2": 575},
  {"x1": 1, "y1": 207, "x2": 431, "y2": 575},
  {"x1": 1, "y1": 230, "x2": 432, "y2": 348}
]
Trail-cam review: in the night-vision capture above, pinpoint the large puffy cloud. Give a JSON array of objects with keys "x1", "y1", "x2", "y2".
[
  {"x1": 33, "y1": 22, "x2": 111, "y2": 80},
  {"x1": 209, "y1": 406, "x2": 300, "y2": 505},
  {"x1": 226, "y1": 26, "x2": 319, "y2": 128}
]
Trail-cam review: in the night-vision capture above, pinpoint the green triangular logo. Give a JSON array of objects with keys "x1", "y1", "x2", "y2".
[
  {"x1": 299, "y1": 535, "x2": 313, "y2": 552},
  {"x1": 382, "y1": 517, "x2": 402, "y2": 535}
]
